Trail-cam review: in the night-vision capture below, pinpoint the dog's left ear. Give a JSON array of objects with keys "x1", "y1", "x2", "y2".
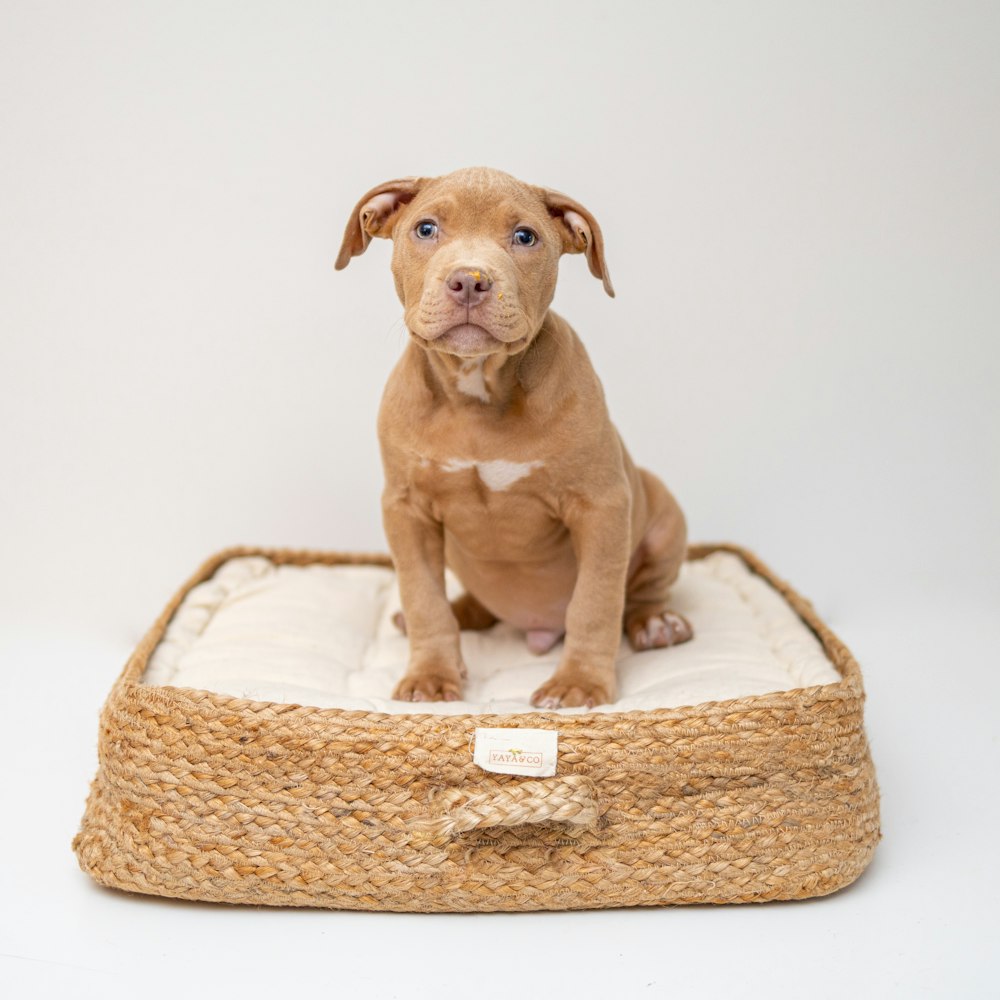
[
  {"x1": 335, "y1": 177, "x2": 425, "y2": 270},
  {"x1": 538, "y1": 188, "x2": 615, "y2": 297}
]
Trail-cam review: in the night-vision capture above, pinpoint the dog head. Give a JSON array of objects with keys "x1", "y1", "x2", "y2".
[{"x1": 336, "y1": 166, "x2": 613, "y2": 359}]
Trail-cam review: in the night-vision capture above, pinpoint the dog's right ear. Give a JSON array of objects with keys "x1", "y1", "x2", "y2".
[{"x1": 335, "y1": 178, "x2": 424, "y2": 270}]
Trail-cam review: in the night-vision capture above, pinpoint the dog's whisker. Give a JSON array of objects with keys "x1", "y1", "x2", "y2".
[{"x1": 384, "y1": 316, "x2": 408, "y2": 347}]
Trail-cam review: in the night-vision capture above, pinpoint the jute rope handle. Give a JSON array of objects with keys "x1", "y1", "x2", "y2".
[{"x1": 412, "y1": 774, "x2": 600, "y2": 843}]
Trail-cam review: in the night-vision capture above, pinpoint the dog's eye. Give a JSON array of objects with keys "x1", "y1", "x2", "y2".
[
  {"x1": 513, "y1": 228, "x2": 538, "y2": 247},
  {"x1": 415, "y1": 220, "x2": 438, "y2": 240}
]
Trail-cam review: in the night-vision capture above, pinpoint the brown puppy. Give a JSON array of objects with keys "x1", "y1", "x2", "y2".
[{"x1": 336, "y1": 167, "x2": 692, "y2": 709}]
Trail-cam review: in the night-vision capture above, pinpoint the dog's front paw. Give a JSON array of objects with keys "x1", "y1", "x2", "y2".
[
  {"x1": 393, "y1": 662, "x2": 465, "y2": 703},
  {"x1": 530, "y1": 664, "x2": 616, "y2": 711}
]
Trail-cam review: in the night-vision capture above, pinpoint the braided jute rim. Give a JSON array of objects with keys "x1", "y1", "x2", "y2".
[{"x1": 74, "y1": 542, "x2": 881, "y2": 911}]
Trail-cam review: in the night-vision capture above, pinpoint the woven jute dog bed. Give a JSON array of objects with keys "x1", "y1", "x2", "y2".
[{"x1": 73, "y1": 543, "x2": 880, "y2": 911}]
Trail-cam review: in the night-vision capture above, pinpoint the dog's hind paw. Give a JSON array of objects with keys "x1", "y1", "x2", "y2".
[{"x1": 626, "y1": 610, "x2": 693, "y2": 652}]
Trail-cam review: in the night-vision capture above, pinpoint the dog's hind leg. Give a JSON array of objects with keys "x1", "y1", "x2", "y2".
[
  {"x1": 623, "y1": 468, "x2": 694, "y2": 651},
  {"x1": 449, "y1": 591, "x2": 500, "y2": 630},
  {"x1": 393, "y1": 591, "x2": 498, "y2": 634}
]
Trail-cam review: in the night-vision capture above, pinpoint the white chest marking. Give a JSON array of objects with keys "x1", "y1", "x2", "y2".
[
  {"x1": 441, "y1": 458, "x2": 544, "y2": 491},
  {"x1": 456, "y1": 359, "x2": 490, "y2": 402}
]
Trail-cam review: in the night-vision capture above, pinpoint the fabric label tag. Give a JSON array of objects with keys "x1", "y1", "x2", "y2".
[{"x1": 473, "y1": 727, "x2": 558, "y2": 777}]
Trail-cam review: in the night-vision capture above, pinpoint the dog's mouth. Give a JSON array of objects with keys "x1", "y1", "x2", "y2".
[{"x1": 422, "y1": 323, "x2": 502, "y2": 358}]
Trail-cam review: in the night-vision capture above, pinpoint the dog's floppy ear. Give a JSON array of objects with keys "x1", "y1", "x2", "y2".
[
  {"x1": 335, "y1": 177, "x2": 425, "y2": 270},
  {"x1": 538, "y1": 187, "x2": 615, "y2": 297}
]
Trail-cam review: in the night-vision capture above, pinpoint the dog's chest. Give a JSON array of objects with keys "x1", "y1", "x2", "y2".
[
  {"x1": 407, "y1": 446, "x2": 562, "y2": 559},
  {"x1": 397, "y1": 403, "x2": 548, "y2": 495},
  {"x1": 409, "y1": 449, "x2": 545, "y2": 499}
]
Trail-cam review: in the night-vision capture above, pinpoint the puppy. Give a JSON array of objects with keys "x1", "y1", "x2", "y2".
[{"x1": 336, "y1": 167, "x2": 691, "y2": 708}]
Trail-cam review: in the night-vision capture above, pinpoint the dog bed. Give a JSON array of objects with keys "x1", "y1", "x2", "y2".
[{"x1": 73, "y1": 543, "x2": 880, "y2": 911}]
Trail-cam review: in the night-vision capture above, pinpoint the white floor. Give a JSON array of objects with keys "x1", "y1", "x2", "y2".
[{"x1": 2, "y1": 591, "x2": 996, "y2": 1000}]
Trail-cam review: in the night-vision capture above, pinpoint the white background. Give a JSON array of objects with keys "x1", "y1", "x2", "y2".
[{"x1": 1, "y1": 1, "x2": 997, "y2": 997}]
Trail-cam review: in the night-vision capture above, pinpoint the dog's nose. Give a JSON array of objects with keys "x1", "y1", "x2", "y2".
[{"x1": 445, "y1": 267, "x2": 493, "y2": 307}]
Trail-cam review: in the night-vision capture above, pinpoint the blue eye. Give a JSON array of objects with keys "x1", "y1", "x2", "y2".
[
  {"x1": 415, "y1": 220, "x2": 438, "y2": 239},
  {"x1": 513, "y1": 227, "x2": 537, "y2": 247}
]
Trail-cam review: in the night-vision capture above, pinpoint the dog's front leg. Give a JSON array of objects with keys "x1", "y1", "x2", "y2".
[
  {"x1": 531, "y1": 491, "x2": 631, "y2": 709},
  {"x1": 383, "y1": 494, "x2": 466, "y2": 702}
]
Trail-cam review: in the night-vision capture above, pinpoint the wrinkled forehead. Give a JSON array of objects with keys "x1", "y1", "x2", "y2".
[{"x1": 405, "y1": 170, "x2": 549, "y2": 232}]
